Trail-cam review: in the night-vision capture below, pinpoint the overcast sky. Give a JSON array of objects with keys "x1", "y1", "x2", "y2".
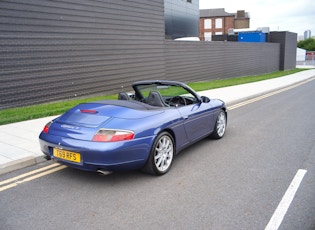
[{"x1": 199, "y1": 0, "x2": 315, "y2": 37}]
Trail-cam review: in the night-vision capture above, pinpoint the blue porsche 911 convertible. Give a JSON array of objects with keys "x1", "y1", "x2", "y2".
[{"x1": 39, "y1": 80, "x2": 227, "y2": 175}]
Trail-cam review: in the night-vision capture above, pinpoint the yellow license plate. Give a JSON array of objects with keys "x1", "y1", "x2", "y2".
[{"x1": 53, "y1": 148, "x2": 81, "y2": 163}]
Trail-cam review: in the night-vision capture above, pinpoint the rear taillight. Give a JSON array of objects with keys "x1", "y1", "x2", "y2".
[
  {"x1": 92, "y1": 129, "x2": 134, "y2": 142},
  {"x1": 80, "y1": 109, "x2": 98, "y2": 114},
  {"x1": 43, "y1": 121, "x2": 53, "y2": 133}
]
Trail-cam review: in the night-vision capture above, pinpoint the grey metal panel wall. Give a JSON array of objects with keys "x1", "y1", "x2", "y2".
[
  {"x1": 165, "y1": 41, "x2": 280, "y2": 82},
  {"x1": 270, "y1": 32, "x2": 297, "y2": 70},
  {"x1": 0, "y1": 0, "x2": 283, "y2": 110},
  {"x1": 0, "y1": 0, "x2": 166, "y2": 109}
]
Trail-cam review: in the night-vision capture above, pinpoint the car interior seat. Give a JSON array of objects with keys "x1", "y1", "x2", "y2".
[
  {"x1": 118, "y1": 92, "x2": 131, "y2": 100},
  {"x1": 146, "y1": 91, "x2": 168, "y2": 107}
]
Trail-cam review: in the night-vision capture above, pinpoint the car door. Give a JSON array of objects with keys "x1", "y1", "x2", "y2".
[{"x1": 177, "y1": 102, "x2": 217, "y2": 142}]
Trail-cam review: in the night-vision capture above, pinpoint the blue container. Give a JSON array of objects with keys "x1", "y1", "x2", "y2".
[{"x1": 238, "y1": 32, "x2": 266, "y2": 42}]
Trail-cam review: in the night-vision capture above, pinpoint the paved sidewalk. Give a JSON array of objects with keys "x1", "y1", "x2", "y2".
[
  {"x1": 201, "y1": 68, "x2": 315, "y2": 105},
  {"x1": 1, "y1": 68, "x2": 315, "y2": 175}
]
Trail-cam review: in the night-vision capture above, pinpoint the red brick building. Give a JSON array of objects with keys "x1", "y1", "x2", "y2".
[{"x1": 200, "y1": 8, "x2": 250, "y2": 41}]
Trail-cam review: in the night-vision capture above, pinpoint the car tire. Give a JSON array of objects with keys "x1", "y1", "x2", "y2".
[
  {"x1": 143, "y1": 132, "x2": 174, "y2": 176},
  {"x1": 210, "y1": 110, "x2": 227, "y2": 139}
]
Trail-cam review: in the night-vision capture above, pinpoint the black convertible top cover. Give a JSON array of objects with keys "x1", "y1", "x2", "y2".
[{"x1": 92, "y1": 100, "x2": 167, "y2": 111}]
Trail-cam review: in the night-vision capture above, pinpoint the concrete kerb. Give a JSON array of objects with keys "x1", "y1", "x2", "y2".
[
  {"x1": 199, "y1": 69, "x2": 315, "y2": 107},
  {"x1": 0, "y1": 115, "x2": 58, "y2": 175},
  {"x1": 0, "y1": 156, "x2": 43, "y2": 175},
  {"x1": 223, "y1": 75, "x2": 315, "y2": 107}
]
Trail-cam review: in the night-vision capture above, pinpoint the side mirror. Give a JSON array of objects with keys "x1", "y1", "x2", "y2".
[{"x1": 201, "y1": 96, "x2": 210, "y2": 103}]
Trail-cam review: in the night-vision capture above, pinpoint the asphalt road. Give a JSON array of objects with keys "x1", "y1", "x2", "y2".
[{"x1": 1, "y1": 79, "x2": 315, "y2": 230}]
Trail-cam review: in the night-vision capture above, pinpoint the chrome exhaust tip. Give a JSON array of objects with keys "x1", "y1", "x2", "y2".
[{"x1": 97, "y1": 169, "x2": 112, "y2": 176}]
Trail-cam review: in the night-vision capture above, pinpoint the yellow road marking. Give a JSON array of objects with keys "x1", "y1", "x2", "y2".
[
  {"x1": 0, "y1": 163, "x2": 60, "y2": 186},
  {"x1": 227, "y1": 77, "x2": 315, "y2": 110},
  {"x1": 0, "y1": 164, "x2": 67, "y2": 192}
]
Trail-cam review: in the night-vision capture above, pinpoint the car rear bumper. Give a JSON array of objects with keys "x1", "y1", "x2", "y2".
[{"x1": 39, "y1": 133, "x2": 155, "y2": 172}]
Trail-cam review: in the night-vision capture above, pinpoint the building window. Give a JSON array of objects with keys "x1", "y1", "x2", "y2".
[
  {"x1": 204, "y1": 32, "x2": 212, "y2": 41},
  {"x1": 187, "y1": 0, "x2": 192, "y2": 3},
  {"x1": 204, "y1": 19, "x2": 212, "y2": 29},
  {"x1": 215, "y1": 18, "x2": 222, "y2": 29}
]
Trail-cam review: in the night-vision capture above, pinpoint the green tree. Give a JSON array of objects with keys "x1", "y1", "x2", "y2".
[{"x1": 297, "y1": 38, "x2": 315, "y2": 51}]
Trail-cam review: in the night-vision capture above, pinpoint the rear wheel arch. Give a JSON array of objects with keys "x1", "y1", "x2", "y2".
[
  {"x1": 142, "y1": 130, "x2": 175, "y2": 175},
  {"x1": 161, "y1": 128, "x2": 176, "y2": 150}
]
